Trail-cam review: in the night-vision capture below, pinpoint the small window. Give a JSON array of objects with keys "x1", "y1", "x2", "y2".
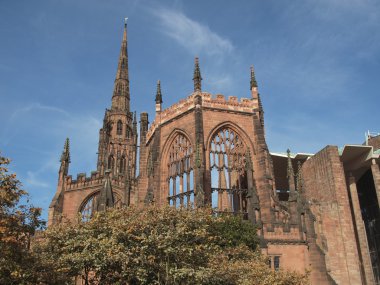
[
  {"x1": 274, "y1": 256, "x2": 280, "y2": 271},
  {"x1": 117, "y1": 120, "x2": 123, "y2": 135},
  {"x1": 120, "y1": 156, "x2": 126, "y2": 174},
  {"x1": 108, "y1": 155, "x2": 115, "y2": 170},
  {"x1": 126, "y1": 127, "x2": 131, "y2": 138},
  {"x1": 268, "y1": 255, "x2": 281, "y2": 271}
]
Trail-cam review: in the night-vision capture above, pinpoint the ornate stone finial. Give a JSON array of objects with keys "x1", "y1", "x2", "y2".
[
  {"x1": 250, "y1": 65, "x2": 258, "y2": 89},
  {"x1": 286, "y1": 149, "x2": 293, "y2": 178},
  {"x1": 193, "y1": 57, "x2": 202, "y2": 92},
  {"x1": 155, "y1": 80, "x2": 163, "y2": 104},
  {"x1": 60, "y1": 138, "x2": 70, "y2": 163}
]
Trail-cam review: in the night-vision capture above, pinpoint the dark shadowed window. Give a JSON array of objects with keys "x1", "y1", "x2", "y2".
[{"x1": 117, "y1": 120, "x2": 123, "y2": 135}]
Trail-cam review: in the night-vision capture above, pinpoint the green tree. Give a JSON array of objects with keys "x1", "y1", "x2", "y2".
[
  {"x1": 0, "y1": 153, "x2": 45, "y2": 284},
  {"x1": 37, "y1": 206, "x2": 308, "y2": 285}
]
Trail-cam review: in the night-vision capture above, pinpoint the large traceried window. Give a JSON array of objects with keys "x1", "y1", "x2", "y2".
[
  {"x1": 209, "y1": 127, "x2": 248, "y2": 216},
  {"x1": 167, "y1": 133, "x2": 194, "y2": 207},
  {"x1": 80, "y1": 192, "x2": 122, "y2": 221}
]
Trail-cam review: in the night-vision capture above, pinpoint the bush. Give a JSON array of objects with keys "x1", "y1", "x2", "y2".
[{"x1": 35, "y1": 206, "x2": 308, "y2": 285}]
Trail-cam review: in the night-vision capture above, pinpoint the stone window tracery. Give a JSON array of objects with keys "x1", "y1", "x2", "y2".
[
  {"x1": 209, "y1": 127, "x2": 248, "y2": 215},
  {"x1": 80, "y1": 192, "x2": 122, "y2": 221},
  {"x1": 167, "y1": 133, "x2": 194, "y2": 207}
]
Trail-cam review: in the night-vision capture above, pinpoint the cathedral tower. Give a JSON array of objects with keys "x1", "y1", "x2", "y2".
[{"x1": 96, "y1": 21, "x2": 137, "y2": 180}]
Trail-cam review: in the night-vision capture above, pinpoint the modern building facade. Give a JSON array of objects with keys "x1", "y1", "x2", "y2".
[{"x1": 48, "y1": 23, "x2": 380, "y2": 285}]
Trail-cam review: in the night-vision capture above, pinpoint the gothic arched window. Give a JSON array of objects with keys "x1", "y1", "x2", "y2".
[
  {"x1": 108, "y1": 155, "x2": 115, "y2": 170},
  {"x1": 126, "y1": 126, "x2": 131, "y2": 138},
  {"x1": 120, "y1": 155, "x2": 126, "y2": 174},
  {"x1": 80, "y1": 192, "x2": 122, "y2": 221},
  {"x1": 167, "y1": 133, "x2": 194, "y2": 207},
  {"x1": 209, "y1": 127, "x2": 248, "y2": 215},
  {"x1": 117, "y1": 120, "x2": 123, "y2": 135}
]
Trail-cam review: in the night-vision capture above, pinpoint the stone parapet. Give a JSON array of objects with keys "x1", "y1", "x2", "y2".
[
  {"x1": 64, "y1": 172, "x2": 127, "y2": 192},
  {"x1": 146, "y1": 92, "x2": 257, "y2": 143}
]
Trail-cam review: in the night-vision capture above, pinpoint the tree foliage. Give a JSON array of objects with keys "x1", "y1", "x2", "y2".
[
  {"x1": 36, "y1": 206, "x2": 309, "y2": 285},
  {"x1": 0, "y1": 152, "x2": 308, "y2": 284},
  {"x1": 0, "y1": 153, "x2": 45, "y2": 284}
]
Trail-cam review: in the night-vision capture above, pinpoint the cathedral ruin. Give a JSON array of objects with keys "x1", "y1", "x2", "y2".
[{"x1": 48, "y1": 23, "x2": 380, "y2": 285}]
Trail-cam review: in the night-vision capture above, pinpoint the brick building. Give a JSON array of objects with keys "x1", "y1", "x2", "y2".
[{"x1": 48, "y1": 23, "x2": 380, "y2": 285}]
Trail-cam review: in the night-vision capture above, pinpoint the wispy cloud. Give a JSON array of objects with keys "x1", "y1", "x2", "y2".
[
  {"x1": 25, "y1": 171, "x2": 50, "y2": 188},
  {"x1": 1, "y1": 102, "x2": 102, "y2": 219},
  {"x1": 10, "y1": 103, "x2": 70, "y2": 121},
  {"x1": 151, "y1": 7, "x2": 233, "y2": 56}
]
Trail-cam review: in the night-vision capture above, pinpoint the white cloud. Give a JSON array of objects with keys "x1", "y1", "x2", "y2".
[
  {"x1": 152, "y1": 7, "x2": 233, "y2": 56},
  {"x1": 25, "y1": 171, "x2": 50, "y2": 188}
]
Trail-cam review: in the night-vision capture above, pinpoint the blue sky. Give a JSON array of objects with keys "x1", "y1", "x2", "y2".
[{"x1": 1, "y1": 0, "x2": 379, "y2": 220}]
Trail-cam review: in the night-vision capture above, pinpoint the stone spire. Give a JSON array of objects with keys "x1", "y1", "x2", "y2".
[
  {"x1": 155, "y1": 80, "x2": 163, "y2": 104},
  {"x1": 111, "y1": 19, "x2": 130, "y2": 111},
  {"x1": 193, "y1": 57, "x2": 202, "y2": 92},
  {"x1": 96, "y1": 170, "x2": 115, "y2": 212},
  {"x1": 287, "y1": 149, "x2": 296, "y2": 201},
  {"x1": 250, "y1": 65, "x2": 258, "y2": 89}
]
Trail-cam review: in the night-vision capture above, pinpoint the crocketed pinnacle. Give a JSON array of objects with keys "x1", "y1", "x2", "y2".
[
  {"x1": 112, "y1": 20, "x2": 130, "y2": 103},
  {"x1": 286, "y1": 149, "x2": 294, "y2": 179},
  {"x1": 155, "y1": 80, "x2": 163, "y2": 104},
  {"x1": 60, "y1": 138, "x2": 70, "y2": 163},
  {"x1": 193, "y1": 57, "x2": 202, "y2": 92},
  {"x1": 250, "y1": 65, "x2": 258, "y2": 89}
]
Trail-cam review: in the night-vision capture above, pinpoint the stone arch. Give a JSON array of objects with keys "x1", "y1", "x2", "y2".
[
  {"x1": 79, "y1": 190, "x2": 122, "y2": 221},
  {"x1": 205, "y1": 121, "x2": 255, "y2": 156},
  {"x1": 160, "y1": 129, "x2": 195, "y2": 207}
]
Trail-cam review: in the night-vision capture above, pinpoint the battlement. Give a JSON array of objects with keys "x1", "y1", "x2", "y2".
[
  {"x1": 146, "y1": 92, "x2": 258, "y2": 142},
  {"x1": 64, "y1": 171, "x2": 127, "y2": 191}
]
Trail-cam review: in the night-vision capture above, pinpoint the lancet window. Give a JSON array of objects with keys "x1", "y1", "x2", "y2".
[
  {"x1": 209, "y1": 127, "x2": 248, "y2": 215},
  {"x1": 119, "y1": 155, "x2": 126, "y2": 174},
  {"x1": 167, "y1": 133, "x2": 194, "y2": 207},
  {"x1": 108, "y1": 155, "x2": 115, "y2": 170},
  {"x1": 80, "y1": 192, "x2": 122, "y2": 221},
  {"x1": 126, "y1": 126, "x2": 131, "y2": 138},
  {"x1": 117, "y1": 120, "x2": 123, "y2": 135}
]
